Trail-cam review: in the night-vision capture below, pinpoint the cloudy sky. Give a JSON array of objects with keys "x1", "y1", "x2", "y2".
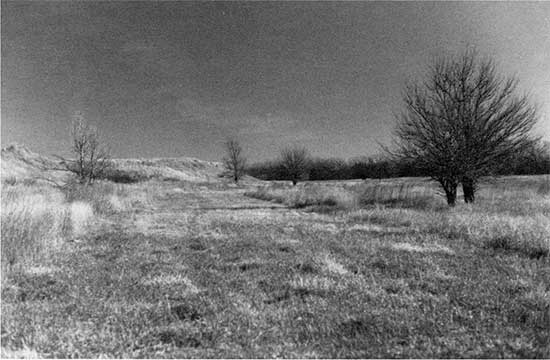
[{"x1": 2, "y1": 1, "x2": 549, "y2": 161}]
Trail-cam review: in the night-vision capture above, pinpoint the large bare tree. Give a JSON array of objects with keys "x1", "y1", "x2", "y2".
[
  {"x1": 393, "y1": 50, "x2": 537, "y2": 205},
  {"x1": 64, "y1": 114, "x2": 110, "y2": 184},
  {"x1": 223, "y1": 138, "x2": 247, "y2": 184},
  {"x1": 280, "y1": 146, "x2": 310, "y2": 186}
]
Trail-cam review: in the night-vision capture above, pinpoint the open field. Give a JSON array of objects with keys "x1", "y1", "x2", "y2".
[
  {"x1": 4, "y1": 2, "x2": 550, "y2": 358},
  {"x1": 1, "y1": 167, "x2": 549, "y2": 357}
]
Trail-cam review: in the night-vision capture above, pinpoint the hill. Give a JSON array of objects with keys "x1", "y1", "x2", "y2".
[
  {"x1": 0, "y1": 143, "x2": 231, "y2": 184},
  {"x1": 0, "y1": 144, "x2": 68, "y2": 184}
]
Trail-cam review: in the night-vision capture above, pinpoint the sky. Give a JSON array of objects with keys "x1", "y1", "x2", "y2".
[{"x1": 2, "y1": 1, "x2": 549, "y2": 162}]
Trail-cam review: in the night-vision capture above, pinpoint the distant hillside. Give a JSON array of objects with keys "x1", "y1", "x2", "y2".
[
  {"x1": 109, "y1": 157, "x2": 223, "y2": 183},
  {"x1": 0, "y1": 143, "x2": 235, "y2": 184},
  {"x1": 1, "y1": 143, "x2": 69, "y2": 184}
]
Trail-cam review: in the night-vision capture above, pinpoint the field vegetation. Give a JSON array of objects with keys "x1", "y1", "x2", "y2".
[
  {"x1": 1, "y1": 179, "x2": 152, "y2": 275},
  {"x1": 2, "y1": 164, "x2": 549, "y2": 357},
  {"x1": 3, "y1": 14, "x2": 550, "y2": 360}
]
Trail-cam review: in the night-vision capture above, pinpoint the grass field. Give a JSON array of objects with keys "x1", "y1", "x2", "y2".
[{"x1": 1, "y1": 175, "x2": 549, "y2": 358}]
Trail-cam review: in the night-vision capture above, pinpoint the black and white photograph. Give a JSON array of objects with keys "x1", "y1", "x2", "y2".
[{"x1": 1, "y1": 1, "x2": 549, "y2": 358}]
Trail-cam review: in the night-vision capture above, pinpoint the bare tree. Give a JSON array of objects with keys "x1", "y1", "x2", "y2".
[
  {"x1": 280, "y1": 146, "x2": 310, "y2": 186},
  {"x1": 223, "y1": 138, "x2": 247, "y2": 183},
  {"x1": 64, "y1": 114, "x2": 110, "y2": 184},
  {"x1": 392, "y1": 50, "x2": 537, "y2": 206}
]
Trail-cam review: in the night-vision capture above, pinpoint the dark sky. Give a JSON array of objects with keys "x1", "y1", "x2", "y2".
[{"x1": 2, "y1": 1, "x2": 549, "y2": 161}]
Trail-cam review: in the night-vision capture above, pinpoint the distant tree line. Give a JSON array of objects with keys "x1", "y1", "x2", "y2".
[
  {"x1": 246, "y1": 140, "x2": 550, "y2": 182},
  {"x1": 496, "y1": 141, "x2": 550, "y2": 176},
  {"x1": 246, "y1": 156, "x2": 426, "y2": 182}
]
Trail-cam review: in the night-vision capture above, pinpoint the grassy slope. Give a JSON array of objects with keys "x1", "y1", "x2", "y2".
[
  {"x1": 1, "y1": 179, "x2": 549, "y2": 357},
  {"x1": 0, "y1": 143, "x2": 228, "y2": 184},
  {"x1": 1, "y1": 144, "x2": 69, "y2": 185}
]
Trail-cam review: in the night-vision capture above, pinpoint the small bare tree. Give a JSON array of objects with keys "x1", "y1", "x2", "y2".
[
  {"x1": 64, "y1": 114, "x2": 110, "y2": 184},
  {"x1": 223, "y1": 138, "x2": 247, "y2": 183},
  {"x1": 280, "y1": 146, "x2": 310, "y2": 186},
  {"x1": 392, "y1": 50, "x2": 537, "y2": 206}
]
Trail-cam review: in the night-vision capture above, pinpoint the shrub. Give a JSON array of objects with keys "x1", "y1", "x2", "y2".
[{"x1": 99, "y1": 168, "x2": 150, "y2": 183}]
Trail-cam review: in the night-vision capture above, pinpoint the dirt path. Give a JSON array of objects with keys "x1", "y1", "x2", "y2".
[
  {"x1": 35, "y1": 185, "x2": 326, "y2": 357},
  {"x1": 114, "y1": 187, "x2": 291, "y2": 237}
]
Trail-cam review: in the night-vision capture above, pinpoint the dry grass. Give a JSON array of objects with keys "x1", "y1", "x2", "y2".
[
  {"x1": 351, "y1": 180, "x2": 444, "y2": 209},
  {"x1": 1, "y1": 185, "x2": 71, "y2": 274},
  {"x1": 107, "y1": 157, "x2": 222, "y2": 183},
  {"x1": 425, "y1": 212, "x2": 550, "y2": 258},
  {"x1": 247, "y1": 176, "x2": 550, "y2": 259},
  {"x1": 246, "y1": 179, "x2": 445, "y2": 211},
  {"x1": 2, "y1": 176, "x2": 549, "y2": 358},
  {"x1": 68, "y1": 202, "x2": 94, "y2": 237},
  {"x1": 62, "y1": 181, "x2": 131, "y2": 215},
  {"x1": 245, "y1": 184, "x2": 356, "y2": 209},
  {"x1": 1, "y1": 180, "x2": 146, "y2": 276}
]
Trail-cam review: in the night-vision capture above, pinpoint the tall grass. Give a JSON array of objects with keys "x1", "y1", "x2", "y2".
[
  {"x1": 246, "y1": 180, "x2": 443, "y2": 210},
  {"x1": 1, "y1": 187, "x2": 72, "y2": 274},
  {"x1": 351, "y1": 181, "x2": 444, "y2": 209},
  {"x1": 246, "y1": 176, "x2": 550, "y2": 258},
  {"x1": 245, "y1": 185, "x2": 356, "y2": 209},
  {"x1": 536, "y1": 175, "x2": 550, "y2": 196},
  {"x1": 1, "y1": 180, "x2": 146, "y2": 275},
  {"x1": 61, "y1": 180, "x2": 147, "y2": 215},
  {"x1": 414, "y1": 211, "x2": 550, "y2": 258}
]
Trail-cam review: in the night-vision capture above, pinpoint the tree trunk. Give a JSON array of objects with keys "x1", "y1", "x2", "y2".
[
  {"x1": 445, "y1": 187, "x2": 457, "y2": 206},
  {"x1": 440, "y1": 178, "x2": 458, "y2": 206},
  {"x1": 462, "y1": 177, "x2": 476, "y2": 203}
]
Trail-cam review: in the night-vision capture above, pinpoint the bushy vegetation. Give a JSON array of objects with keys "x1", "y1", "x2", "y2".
[
  {"x1": 498, "y1": 141, "x2": 550, "y2": 176},
  {"x1": 247, "y1": 141, "x2": 549, "y2": 183},
  {"x1": 99, "y1": 167, "x2": 151, "y2": 183}
]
